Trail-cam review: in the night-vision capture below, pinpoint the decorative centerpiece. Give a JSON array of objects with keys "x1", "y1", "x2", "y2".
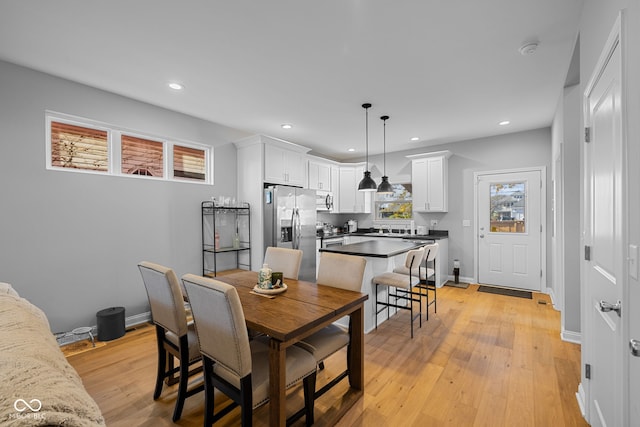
[{"x1": 258, "y1": 263, "x2": 272, "y2": 289}]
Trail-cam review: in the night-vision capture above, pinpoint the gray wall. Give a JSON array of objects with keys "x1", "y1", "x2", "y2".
[
  {"x1": 363, "y1": 127, "x2": 552, "y2": 282},
  {"x1": 0, "y1": 60, "x2": 247, "y2": 333}
]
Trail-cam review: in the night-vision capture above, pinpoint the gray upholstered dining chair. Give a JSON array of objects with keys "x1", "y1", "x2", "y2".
[
  {"x1": 181, "y1": 273, "x2": 317, "y2": 426},
  {"x1": 137, "y1": 261, "x2": 203, "y2": 422},
  {"x1": 373, "y1": 246, "x2": 425, "y2": 338},
  {"x1": 393, "y1": 242, "x2": 439, "y2": 319},
  {"x1": 295, "y1": 252, "x2": 366, "y2": 399},
  {"x1": 263, "y1": 246, "x2": 303, "y2": 280}
]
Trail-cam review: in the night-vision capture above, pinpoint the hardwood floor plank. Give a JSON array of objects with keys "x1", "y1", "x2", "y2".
[{"x1": 67, "y1": 284, "x2": 587, "y2": 426}]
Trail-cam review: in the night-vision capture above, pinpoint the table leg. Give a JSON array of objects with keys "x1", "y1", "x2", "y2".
[
  {"x1": 268, "y1": 338, "x2": 286, "y2": 426},
  {"x1": 348, "y1": 305, "x2": 365, "y2": 389}
]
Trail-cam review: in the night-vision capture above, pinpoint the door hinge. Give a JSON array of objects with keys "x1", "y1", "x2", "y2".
[
  {"x1": 585, "y1": 245, "x2": 591, "y2": 261},
  {"x1": 585, "y1": 127, "x2": 591, "y2": 143},
  {"x1": 540, "y1": 224, "x2": 543, "y2": 232},
  {"x1": 585, "y1": 363, "x2": 591, "y2": 379},
  {"x1": 540, "y1": 269, "x2": 543, "y2": 278}
]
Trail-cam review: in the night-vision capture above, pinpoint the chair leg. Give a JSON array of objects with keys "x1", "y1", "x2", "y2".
[
  {"x1": 409, "y1": 289, "x2": 414, "y2": 339},
  {"x1": 303, "y1": 372, "x2": 316, "y2": 426},
  {"x1": 154, "y1": 327, "x2": 166, "y2": 400},
  {"x1": 375, "y1": 283, "x2": 379, "y2": 330},
  {"x1": 203, "y1": 358, "x2": 215, "y2": 427},
  {"x1": 240, "y1": 375, "x2": 253, "y2": 427},
  {"x1": 433, "y1": 283, "x2": 437, "y2": 313},
  {"x1": 172, "y1": 336, "x2": 190, "y2": 422}
]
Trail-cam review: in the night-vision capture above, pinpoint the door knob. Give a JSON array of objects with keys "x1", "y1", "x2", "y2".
[
  {"x1": 599, "y1": 300, "x2": 622, "y2": 317},
  {"x1": 479, "y1": 234, "x2": 485, "y2": 238},
  {"x1": 630, "y1": 339, "x2": 640, "y2": 357}
]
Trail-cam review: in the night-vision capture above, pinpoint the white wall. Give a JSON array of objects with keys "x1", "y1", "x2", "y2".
[
  {"x1": 362, "y1": 127, "x2": 552, "y2": 282},
  {"x1": 0, "y1": 60, "x2": 248, "y2": 333}
]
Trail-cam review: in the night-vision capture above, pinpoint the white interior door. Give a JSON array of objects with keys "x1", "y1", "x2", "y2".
[
  {"x1": 477, "y1": 170, "x2": 542, "y2": 291},
  {"x1": 583, "y1": 19, "x2": 624, "y2": 427}
]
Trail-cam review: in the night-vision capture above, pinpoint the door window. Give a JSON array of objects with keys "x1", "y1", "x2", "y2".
[{"x1": 489, "y1": 182, "x2": 525, "y2": 233}]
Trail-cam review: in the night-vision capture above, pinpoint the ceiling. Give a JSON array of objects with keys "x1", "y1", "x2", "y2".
[{"x1": 0, "y1": 1, "x2": 583, "y2": 161}]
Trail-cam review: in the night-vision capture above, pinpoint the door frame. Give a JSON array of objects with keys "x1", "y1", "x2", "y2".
[{"x1": 473, "y1": 167, "x2": 547, "y2": 290}]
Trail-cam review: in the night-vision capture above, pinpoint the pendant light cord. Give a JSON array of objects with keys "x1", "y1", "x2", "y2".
[{"x1": 365, "y1": 105, "x2": 370, "y2": 170}]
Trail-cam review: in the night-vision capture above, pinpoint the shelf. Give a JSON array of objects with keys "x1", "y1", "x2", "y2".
[
  {"x1": 202, "y1": 201, "x2": 251, "y2": 277},
  {"x1": 203, "y1": 246, "x2": 250, "y2": 253}
]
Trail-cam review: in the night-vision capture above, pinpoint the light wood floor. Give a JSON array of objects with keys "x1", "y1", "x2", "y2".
[{"x1": 67, "y1": 284, "x2": 588, "y2": 426}]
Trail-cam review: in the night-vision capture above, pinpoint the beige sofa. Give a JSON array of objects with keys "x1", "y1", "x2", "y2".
[{"x1": 0, "y1": 282, "x2": 105, "y2": 426}]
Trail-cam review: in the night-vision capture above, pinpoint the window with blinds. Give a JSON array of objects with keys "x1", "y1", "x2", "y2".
[
  {"x1": 173, "y1": 145, "x2": 206, "y2": 181},
  {"x1": 50, "y1": 121, "x2": 109, "y2": 171},
  {"x1": 47, "y1": 112, "x2": 212, "y2": 184},
  {"x1": 121, "y1": 134, "x2": 164, "y2": 177}
]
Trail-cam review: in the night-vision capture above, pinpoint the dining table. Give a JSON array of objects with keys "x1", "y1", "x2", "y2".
[{"x1": 213, "y1": 270, "x2": 368, "y2": 427}]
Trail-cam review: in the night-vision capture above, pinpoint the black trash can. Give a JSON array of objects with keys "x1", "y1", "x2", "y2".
[{"x1": 96, "y1": 306, "x2": 125, "y2": 341}]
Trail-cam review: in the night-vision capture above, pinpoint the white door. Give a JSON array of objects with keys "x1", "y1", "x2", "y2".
[
  {"x1": 583, "y1": 20, "x2": 624, "y2": 427},
  {"x1": 477, "y1": 169, "x2": 542, "y2": 291}
]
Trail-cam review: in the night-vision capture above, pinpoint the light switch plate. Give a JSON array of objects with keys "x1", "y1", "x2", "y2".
[
  {"x1": 630, "y1": 244, "x2": 638, "y2": 280},
  {"x1": 463, "y1": 220, "x2": 471, "y2": 227}
]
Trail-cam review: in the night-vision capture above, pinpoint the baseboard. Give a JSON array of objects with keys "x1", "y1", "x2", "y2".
[
  {"x1": 561, "y1": 329, "x2": 582, "y2": 344},
  {"x1": 576, "y1": 383, "x2": 587, "y2": 418},
  {"x1": 57, "y1": 311, "x2": 151, "y2": 346}
]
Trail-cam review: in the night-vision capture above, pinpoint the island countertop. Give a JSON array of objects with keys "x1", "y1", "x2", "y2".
[{"x1": 319, "y1": 239, "x2": 425, "y2": 258}]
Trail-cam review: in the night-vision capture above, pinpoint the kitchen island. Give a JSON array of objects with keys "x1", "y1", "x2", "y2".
[{"x1": 319, "y1": 239, "x2": 426, "y2": 333}]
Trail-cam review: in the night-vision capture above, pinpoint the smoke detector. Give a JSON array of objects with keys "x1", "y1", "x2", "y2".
[{"x1": 519, "y1": 42, "x2": 539, "y2": 56}]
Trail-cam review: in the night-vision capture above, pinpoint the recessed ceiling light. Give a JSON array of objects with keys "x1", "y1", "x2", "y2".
[
  {"x1": 410, "y1": 137, "x2": 420, "y2": 141},
  {"x1": 281, "y1": 124, "x2": 293, "y2": 129},
  {"x1": 348, "y1": 148, "x2": 355, "y2": 152},
  {"x1": 168, "y1": 82, "x2": 184, "y2": 90},
  {"x1": 499, "y1": 120, "x2": 510, "y2": 126}
]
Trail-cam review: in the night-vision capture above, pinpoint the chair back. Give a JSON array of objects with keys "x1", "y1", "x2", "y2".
[
  {"x1": 317, "y1": 252, "x2": 366, "y2": 291},
  {"x1": 263, "y1": 247, "x2": 303, "y2": 280},
  {"x1": 404, "y1": 247, "x2": 425, "y2": 271},
  {"x1": 138, "y1": 261, "x2": 188, "y2": 336},
  {"x1": 181, "y1": 274, "x2": 252, "y2": 379},
  {"x1": 423, "y1": 242, "x2": 439, "y2": 264}
]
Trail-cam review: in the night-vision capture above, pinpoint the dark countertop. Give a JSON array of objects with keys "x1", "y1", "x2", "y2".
[
  {"x1": 349, "y1": 229, "x2": 448, "y2": 240},
  {"x1": 319, "y1": 239, "x2": 424, "y2": 258}
]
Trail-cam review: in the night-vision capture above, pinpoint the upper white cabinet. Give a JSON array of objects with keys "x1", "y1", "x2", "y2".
[
  {"x1": 338, "y1": 164, "x2": 371, "y2": 213},
  {"x1": 407, "y1": 151, "x2": 452, "y2": 212},
  {"x1": 264, "y1": 143, "x2": 307, "y2": 187},
  {"x1": 308, "y1": 160, "x2": 332, "y2": 191}
]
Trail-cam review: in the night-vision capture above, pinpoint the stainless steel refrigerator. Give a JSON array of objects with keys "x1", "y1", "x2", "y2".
[{"x1": 263, "y1": 185, "x2": 317, "y2": 282}]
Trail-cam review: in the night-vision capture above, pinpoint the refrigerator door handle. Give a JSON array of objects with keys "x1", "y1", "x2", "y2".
[
  {"x1": 296, "y1": 208, "x2": 302, "y2": 249},
  {"x1": 290, "y1": 208, "x2": 297, "y2": 249}
]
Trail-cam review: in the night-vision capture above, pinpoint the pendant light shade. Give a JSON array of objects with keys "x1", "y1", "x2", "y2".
[
  {"x1": 377, "y1": 115, "x2": 393, "y2": 194},
  {"x1": 358, "y1": 103, "x2": 378, "y2": 192}
]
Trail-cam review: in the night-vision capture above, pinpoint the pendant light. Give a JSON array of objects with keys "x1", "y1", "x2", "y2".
[
  {"x1": 358, "y1": 103, "x2": 378, "y2": 192},
  {"x1": 377, "y1": 115, "x2": 393, "y2": 194}
]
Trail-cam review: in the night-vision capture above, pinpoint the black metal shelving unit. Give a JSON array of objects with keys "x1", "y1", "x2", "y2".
[{"x1": 201, "y1": 201, "x2": 251, "y2": 277}]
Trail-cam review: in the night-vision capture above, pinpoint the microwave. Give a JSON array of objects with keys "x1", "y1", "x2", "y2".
[{"x1": 316, "y1": 191, "x2": 334, "y2": 212}]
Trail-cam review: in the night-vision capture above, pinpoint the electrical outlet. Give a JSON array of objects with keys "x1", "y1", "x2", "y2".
[{"x1": 430, "y1": 220, "x2": 438, "y2": 227}]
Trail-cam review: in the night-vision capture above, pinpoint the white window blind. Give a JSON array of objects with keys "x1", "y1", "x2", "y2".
[
  {"x1": 121, "y1": 134, "x2": 164, "y2": 177},
  {"x1": 173, "y1": 145, "x2": 205, "y2": 181},
  {"x1": 50, "y1": 121, "x2": 108, "y2": 171}
]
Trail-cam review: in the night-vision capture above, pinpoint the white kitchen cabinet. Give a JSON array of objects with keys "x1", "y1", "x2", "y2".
[
  {"x1": 308, "y1": 160, "x2": 332, "y2": 191},
  {"x1": 264, "y1": 143, "x2": 307, "y2": 187},
  {"x1": 338, "y1": 165, "x2": 371, "y2": 213},
  {"x1": 407, "y1": 151, "x2": 452, "y2": 212}
]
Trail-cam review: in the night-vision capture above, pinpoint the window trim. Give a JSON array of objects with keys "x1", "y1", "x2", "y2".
[{"x1": 46, "y1": 111, "x2": 214, "y2": 185}]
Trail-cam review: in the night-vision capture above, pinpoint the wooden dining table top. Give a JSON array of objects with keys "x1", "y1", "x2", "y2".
[{"x1": 213, "y1": 270, "x2": 368, "y2": 343}]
